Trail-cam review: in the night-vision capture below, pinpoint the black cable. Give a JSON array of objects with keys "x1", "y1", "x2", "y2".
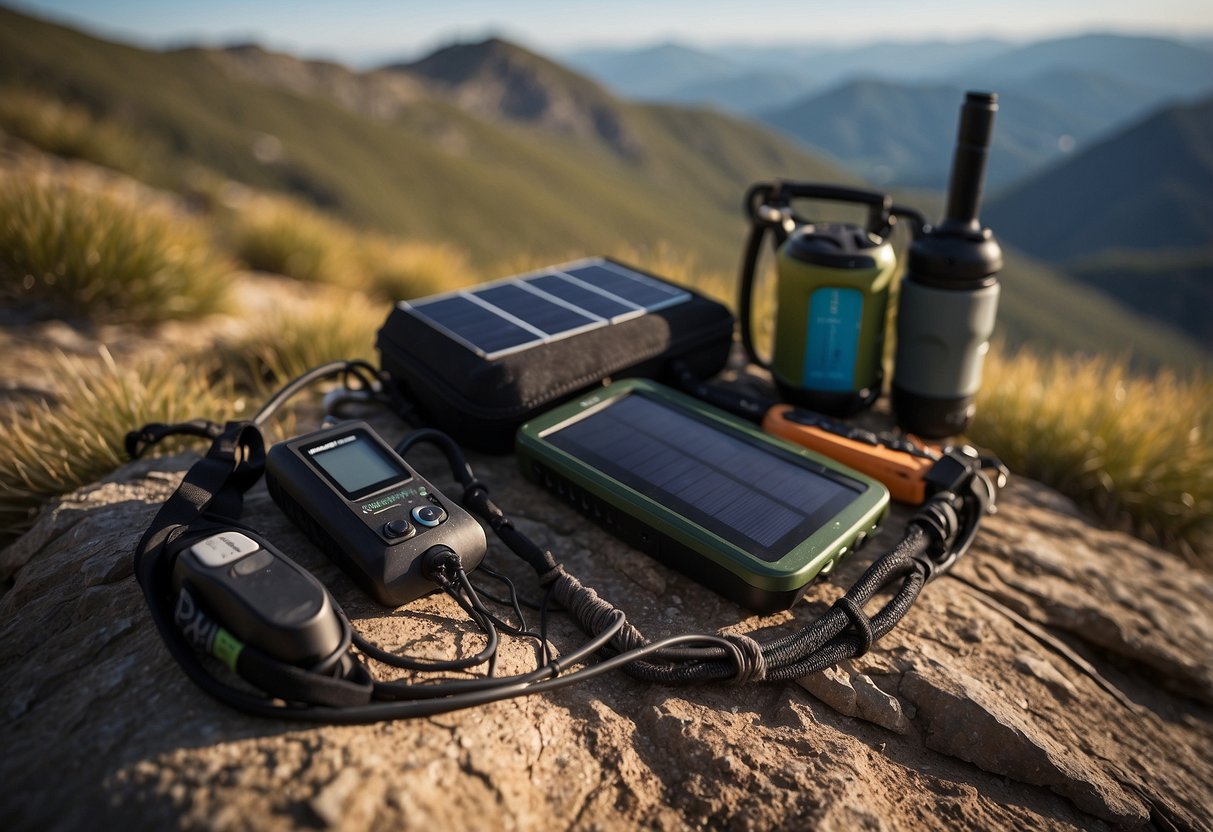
[
  {"x1": 139, "y1": 359, "x2": 995, "y2": 725},
  {"x1": 253, "y1": 360, "x2": 382, "y2": 427},
  {"x1": 220, "y1": 630, "x2": 743, "y2": 723},
  {"x1": 350, "y1": 603, "x2": 498, "y2": 674},
  {"x1": 475, "y1": 566, "x2": 530, "y2": 632},
  {"x1": 470, "y1": 566, "x2": 553, "y2": 666}
]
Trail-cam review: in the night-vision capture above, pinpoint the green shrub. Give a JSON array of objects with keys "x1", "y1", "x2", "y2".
[
  {"x1": 0, "y1": 169, "x2": 232, "y2": 323},
  {"x1": 972, "y1": 347, "x2": 1213, "y2": 563},
  {"x1": 0, "y1": 349, "x2": 240, "y2": 542}
]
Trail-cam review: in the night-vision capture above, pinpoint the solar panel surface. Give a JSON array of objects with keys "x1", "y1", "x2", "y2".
[{"x1": 402, "y1": 258, "x2": 691, "y2": 358}]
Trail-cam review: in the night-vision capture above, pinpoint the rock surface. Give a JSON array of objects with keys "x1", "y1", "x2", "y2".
[{"x1": 2, "y1": 423, "x2": 1212, "y2": 831}]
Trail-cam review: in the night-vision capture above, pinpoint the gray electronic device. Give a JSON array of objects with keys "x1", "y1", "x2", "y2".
[{"x1": 266, "y1": 421, "x2": 487, "y2": 607}]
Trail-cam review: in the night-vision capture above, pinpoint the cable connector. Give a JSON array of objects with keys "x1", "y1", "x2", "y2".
[
  {"x1": 911, "y1": 444, "x2": 1004, "y2": 582},
  {"x1": 910, "y1": 492, "x2": 963, "y2": 582},
  {"x1": 421, "y1": 545, "x2": 462, "y2": 587}
]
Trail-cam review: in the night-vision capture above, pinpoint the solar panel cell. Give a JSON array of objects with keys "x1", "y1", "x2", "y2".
[
  {"x1": 410, "y1": 295, "x2": 539, "y2": 355},
  {"x1": 525, "y1": 273, "x2": 638, "y2": 321},
  {"x1": 473, "y1": 283, "x2": 599, "y2": 336},
  {"x1": 401, "y1": 258, "x2": 692, "y2": 358},
  {"x1": 561, "y1": 263, "x2": 687, "y2": 309}
]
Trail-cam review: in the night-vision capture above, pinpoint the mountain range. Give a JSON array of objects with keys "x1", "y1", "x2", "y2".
[
  {"x1": 568, "y1": 35, "x2": 1213, "y2": 190},
  {"x1": 0, "y1": 7, "x2": 1208, "y2": 364}
]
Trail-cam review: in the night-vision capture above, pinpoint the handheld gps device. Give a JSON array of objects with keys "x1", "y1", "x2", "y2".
[
  {"x1": 516, "y1": 380, "x2": 889, "y2": 612},
  {"x1": 266, "y1": 421, "x2": 487, "y2": 607}
]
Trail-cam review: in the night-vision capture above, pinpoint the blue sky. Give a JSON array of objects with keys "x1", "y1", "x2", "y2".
[{"x1": 9, "y1": 0, "x2": 1213, "y2": 64}]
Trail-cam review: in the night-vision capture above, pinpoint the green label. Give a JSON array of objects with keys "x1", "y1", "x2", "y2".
[{"x1": 212, "y1": 628, "x2": 244, "y2": 673}]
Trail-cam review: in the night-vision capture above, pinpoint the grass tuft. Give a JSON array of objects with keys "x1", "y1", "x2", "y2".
[
  {"x1": 972, "y1": 347, "x2": 1213, "y2": 563},
  {"x1": 216, "y1": 292, "x2": 384, "y2": 394},
  {"x1": 225, "y1": 195, "x2": 358, "y2": 285},
  {"x1": 360, "y1": 236, "x2": 471, "y2": 301},
  {"x1": 0, "y1": 348, "x2": 243, "y2": 542},
  {"x1": 222, "y1": 194, "x2": 473, "y2": 298},
  {"x1": 0, "y1": 168, "x2": 233, "y2": 323}
]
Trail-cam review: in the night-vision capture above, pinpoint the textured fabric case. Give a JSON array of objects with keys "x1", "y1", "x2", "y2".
[{"x1": 377, "y1": 259, "x2": 734, "y2": 452}]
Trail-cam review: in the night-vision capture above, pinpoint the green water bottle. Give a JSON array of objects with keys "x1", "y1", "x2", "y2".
[{"x1": 739, "y1": 183, "x2": 899, "y2": 416}]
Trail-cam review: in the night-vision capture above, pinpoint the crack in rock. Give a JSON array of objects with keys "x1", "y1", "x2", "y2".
[{"x1": 899, "y1": 668, "x2": 1148, "y2": 825}]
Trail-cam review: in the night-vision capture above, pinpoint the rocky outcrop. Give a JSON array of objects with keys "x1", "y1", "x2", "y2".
[{"x1": 1, "y1": 436, "x2": 1211, "y2": 830}]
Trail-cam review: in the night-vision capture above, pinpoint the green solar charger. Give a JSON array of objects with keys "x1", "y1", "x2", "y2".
[{"x1": 516, "y1": 379, "x2": 890, "y2": 612}]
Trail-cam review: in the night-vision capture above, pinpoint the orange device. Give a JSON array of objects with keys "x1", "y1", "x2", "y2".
[
  {"x1": 762, "y1": 404, "x2": 939, "y2": 504},
  {"x1": 671, "y1": 364, "x2": 943, "y2": 505}
]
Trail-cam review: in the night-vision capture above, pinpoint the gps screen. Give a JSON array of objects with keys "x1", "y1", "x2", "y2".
[{"x1": 306, "y1": 431, "x2": 408, "y2": 498}]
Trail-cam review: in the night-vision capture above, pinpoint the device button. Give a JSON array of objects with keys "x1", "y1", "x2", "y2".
[
  {"x1": 411, "y1": 504, "x2": 447, "y2": 527},
  {"x1": 190, "y1": 531, "x2": 262, "y2": 567},
  {"x1": 230, "y1": 548, "x2": 275, "y2": 577},
  {"x1": 384, "y1": 518, "x2": 414, "y2": 539}
]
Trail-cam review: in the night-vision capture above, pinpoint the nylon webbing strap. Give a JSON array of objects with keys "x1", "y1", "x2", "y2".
[
  {"x1": 134, "y1": 421, "x2": 266, "y2": 560},
  {"x1": 132, "y1": 420, "x2": 375, "y2": 712}
]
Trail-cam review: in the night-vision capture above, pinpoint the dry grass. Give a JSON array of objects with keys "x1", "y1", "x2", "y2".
[
  {"x1": 0, "y1": 168, "x2": 232, "y2": 323},
  {"x1": 360, "y1": 235, "x2": 472, "y2": 300},
  {"x1": 0, "y1": 87, "x2": 147, "y2": 176},
  {"x1": 215, "y1": 291, "x2": 384, "y2": 395},
  {"x1": 221, "y1": 193, "x2": 474, "y2": 299},
  {"x1": 972, "y1": 347, "x2": 1213, "y2": 562},
  {"x1": 224, "y1": 195, "x2": 357, "y2": 285},
  {"x1": 0, "y1": 349, "x2": 243, "y2": 541}
]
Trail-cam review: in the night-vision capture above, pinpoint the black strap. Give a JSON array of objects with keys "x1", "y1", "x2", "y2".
[
  {"x1": 134, "y1": 421, "x2": 265, "y2": 560},
  {"x1": 132, "y1": 420, "x2": 375, "y2": 712},
  {"x1": 126, "y1": 419, "x2": 225, "y2": 460}
]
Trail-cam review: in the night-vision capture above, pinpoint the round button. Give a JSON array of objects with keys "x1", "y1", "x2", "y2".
[
  {"x1": 383, "y1": 518, "x2": 414, "y2": 539},
  {"x1": 411, "y1": 504, "x2": 447, "y2": 527}
]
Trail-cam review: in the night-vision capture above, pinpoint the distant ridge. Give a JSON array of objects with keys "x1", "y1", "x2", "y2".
[
  {"x1": 960, "y1": 33, "x2": 1213, "y2": 97},
  {"x1": 759, "y1": 79, "x2": 1095, "y2": 189},
  {"x1": 986, "y1": 96, "x2": 1213, "y2": 261},
  {"x1": 564, "y1": 42, "x2": 740, "y2": 100},
  {"x1": 394, "y1": 38, "x2": 641, "y2": 156},
  {"x1": 986, "y1": 97, "x2": 1213, "y2": 347},
  {"x1": 0, "y1": 5, "x2": 1205, "y2": 367}
]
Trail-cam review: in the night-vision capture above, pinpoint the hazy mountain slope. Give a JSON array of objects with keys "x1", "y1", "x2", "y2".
[
  {"x1": 985, "y1": 96, "x2": 1213, "y2": 261},
  {"x1": 760, "y1": 79, "x2": 1097, "y2": 188},
  {"x1": 570, "y1": 39, "x2": 1013, "y2": 100},
  {"x1": 563, "y1": 42, "x2": 741, "y2": 99},
  {"x1": 0, "y1": 8, "x2": 850, "y2": 269},
  {"x1": 1065, "y1": 251, "x2": 1213, "y2": 349},
  {"x1": 994, "y1": 251, "x2": 1207, "y2": 368},
  {"x1": 1000, "y1": 68, "x2": 1162, "y2": 133},
  {"x1": 392, "y1": 38, "x2": 641, "y2": 156},
  {"x1": 189, "y1": 43, "x2": 429, "y2": 121},
  {"x1": 662, "y1": 71, "x2": 808, "y2": 115},
  {"x1": 959, "y1": 34, "x2": 1213, "y2": 98}
]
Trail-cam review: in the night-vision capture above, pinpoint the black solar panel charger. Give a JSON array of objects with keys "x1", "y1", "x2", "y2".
[{"x1": 377, "y1": 257, "x2": 734, "y2": 452}]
